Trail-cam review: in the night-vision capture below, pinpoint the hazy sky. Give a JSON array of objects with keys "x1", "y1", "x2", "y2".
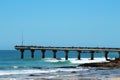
[{"x1": 1, "y1": 0, "x2": 120, "y2": 50}]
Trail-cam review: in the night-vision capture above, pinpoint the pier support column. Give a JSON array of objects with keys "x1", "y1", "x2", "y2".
[
  {"x1": 20, "y1": 49, "x2": 24, "y2": 59},
  {"x1": 118, "y1": 52, "x2": 120, "y2": 58},
  {"x1": 53, "y1": 50, "x2": 57, "y2": 58},
  {"x1": 104, "y1": 51, "x2": 109, "y2": 60},
  {"x1": 77, "y1": 51, "x2": 81, "y2": 60},
  {"x1": 41, "y1": 50, "x2": 46, "y2": 58},
  {"x1": 64, "y1": 50, "x2": 69, "y2": 60},
  {"x1": 31, "y1": 49, "x2": 35, "y2": 58},
  {"x1": 90, "y1": 51, "x2": 94, "y2": 60}
]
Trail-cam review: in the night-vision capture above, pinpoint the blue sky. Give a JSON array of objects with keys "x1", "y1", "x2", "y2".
[{"x1": 1, "y1": 0, "x2": 120, "y2": 50}]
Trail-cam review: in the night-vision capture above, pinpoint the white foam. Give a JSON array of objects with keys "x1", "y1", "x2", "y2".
[
  {"x1": 69, "y1": 58, "x2": 110, "y2": 64},
  {"x1": 43, "y1": 57, "x2": 111, "y2": 64},
  {"x1": 13, "y1": 66, "x2": 19, "y2": 69},
  {"x1": 56, "y1": 68, "x2": 88, "y2": 72},
  {"x1": 0, "y1": 67, "x2": 88, "y2": 76},
  {"x1": 44, "y1": 58, "x2": 66, "y2": 62},
  {"x1": 0, "y1": 69, "x2": 58, "y2": 76}
]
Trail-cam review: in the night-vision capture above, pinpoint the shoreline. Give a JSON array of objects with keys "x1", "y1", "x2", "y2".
[
  {"x1": 0, "y1": 67, "x2": 119, "y2": 80},
  {"x1": 0, "y1": 76, "x2": 120, "y2": 80}
]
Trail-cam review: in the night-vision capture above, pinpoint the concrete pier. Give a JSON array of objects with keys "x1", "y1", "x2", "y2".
[{"x1": 15, "y1": 46, "x2": 120, "y2": 60}]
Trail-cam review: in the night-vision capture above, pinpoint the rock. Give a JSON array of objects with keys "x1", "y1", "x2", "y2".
[
  {"x1": 57, "y1": 66, "x2": 77, "y2": 68},
  {"x1": 29, "y1": 74, "x2": 41, "y2": 76},
  {"x1": 79, "y1": 58, "x2": 120, "y2": 68},
  {"x1": 71, "y1": 71, "x2": 77, "y2": 73}
]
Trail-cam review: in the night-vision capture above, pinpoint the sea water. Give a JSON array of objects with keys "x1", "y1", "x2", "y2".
[{"x1": 0, "y1": 50, "x2": 120, "y2": 79}]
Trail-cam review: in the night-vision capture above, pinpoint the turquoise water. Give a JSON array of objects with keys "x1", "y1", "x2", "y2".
[
  {"x1": 0, "y1": 50, "x2": 119, "y2": 69},
  {"x1": 0, "y1": 50, "x2": 119, "y2": 78}
]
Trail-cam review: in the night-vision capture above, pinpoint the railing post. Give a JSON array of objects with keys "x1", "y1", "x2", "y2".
[
  {"x1": 53, "y1": 50, "x2": 57, "y2": 58},
  {"x1": 77, "y1": 51, "x2": 81, "y2": 60},
  {"x1": 20, "y1": 49, "x2": 24, "y2": 59},
  {"x1": 31, "y1": 49, "x2": 35, "y2": 58}
]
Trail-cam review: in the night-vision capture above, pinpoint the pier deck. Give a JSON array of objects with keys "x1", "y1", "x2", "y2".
[{"x1": 15, "y1": 46, "x2": 120, "y2": 60}]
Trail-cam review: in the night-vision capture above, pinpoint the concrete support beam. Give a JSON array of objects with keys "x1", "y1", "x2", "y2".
[
  {"x1": 90, "y1": 51, "x2": 94, "y2": 60},
  {"x1": 77, "y1": 51, "x2": 81, "y2": 60},
  {"x1": 53, "y1": 50, "x2": 57, "y2": 58},
  {"x1": 20, "y1": 49, "x2": 24, "y2": 59},
  {"x1": 65, "y1": 50, "x2": 69, "y2": 60},
  {"x1": 104, "y1": 51, "x2": 109, "y2": 60},
  {"x1": 41, "y1": 50, "x2": 46, "y2": 58},
  {"x1": 31, "y1": 49, "x2": 35, "y2": 58}
]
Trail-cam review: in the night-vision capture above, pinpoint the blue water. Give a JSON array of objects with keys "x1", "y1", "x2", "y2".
[
  {"x1": 0, "y1": 50, "x2": 119, "y2": 69},
  {"x1": 0, "y1": 50, "x2": 119, "y2": 79}
]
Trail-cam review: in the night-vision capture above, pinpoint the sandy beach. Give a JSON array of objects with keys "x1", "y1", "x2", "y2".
[{"x1": 111, "y1": 77, "x2": 120, "y2": 80}]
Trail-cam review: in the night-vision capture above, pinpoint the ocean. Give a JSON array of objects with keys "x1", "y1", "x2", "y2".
[{"x1": 0, "y1": 50, "x2": 120, "y2": 79}]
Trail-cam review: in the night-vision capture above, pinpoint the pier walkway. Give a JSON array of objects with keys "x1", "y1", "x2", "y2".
[{"x1": 15, "y1": 46, "x2": 120, "y2": 60}]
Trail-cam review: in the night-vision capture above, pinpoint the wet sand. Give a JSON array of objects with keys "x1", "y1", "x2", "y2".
[
  {"x1": 0, "y1": 67, "x2": 120, "y2": 80},
  {"x1": 111, "y1": 77, "x2": 120, "y2": 80},
  {"x1": 0, "y1": 73, "x2": 120, "y2": 80},
  {"x1": 1, "y1": 76, "x2": 119, "y2": 80}
]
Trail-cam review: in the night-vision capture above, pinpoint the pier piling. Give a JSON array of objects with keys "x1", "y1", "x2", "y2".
[
  {"x1": 65, "y1": 50, "x2": 69, "y2": 60},
  {"x1": 104, "y1": 51, "x2": 108, "y2": 60},
  {"x1": 31, "y1": 49, "x2": 35, "y2": 58},
  {"x1": 41, "y1": 50, "x2": 46, "y2": 58},
  {"x1": 90, "y1": 51, "x2": 94, "y2": 60},
  {"x1": 77, "y1": 51, "x2": 81, "y2": 60},
  {"x1": 20, "y1": 49, "x2": 24, "y2": 59},
  {"x1": 119, "y1": 52, "x2": 120, "y2": 58},
  {"x1": 53, "y1": 50, "x2": 57, "y2": 58}
]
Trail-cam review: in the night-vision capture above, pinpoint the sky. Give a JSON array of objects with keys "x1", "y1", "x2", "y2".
[{"x1": 0, "y1": 0, "x2": 120, "y2": 50}]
